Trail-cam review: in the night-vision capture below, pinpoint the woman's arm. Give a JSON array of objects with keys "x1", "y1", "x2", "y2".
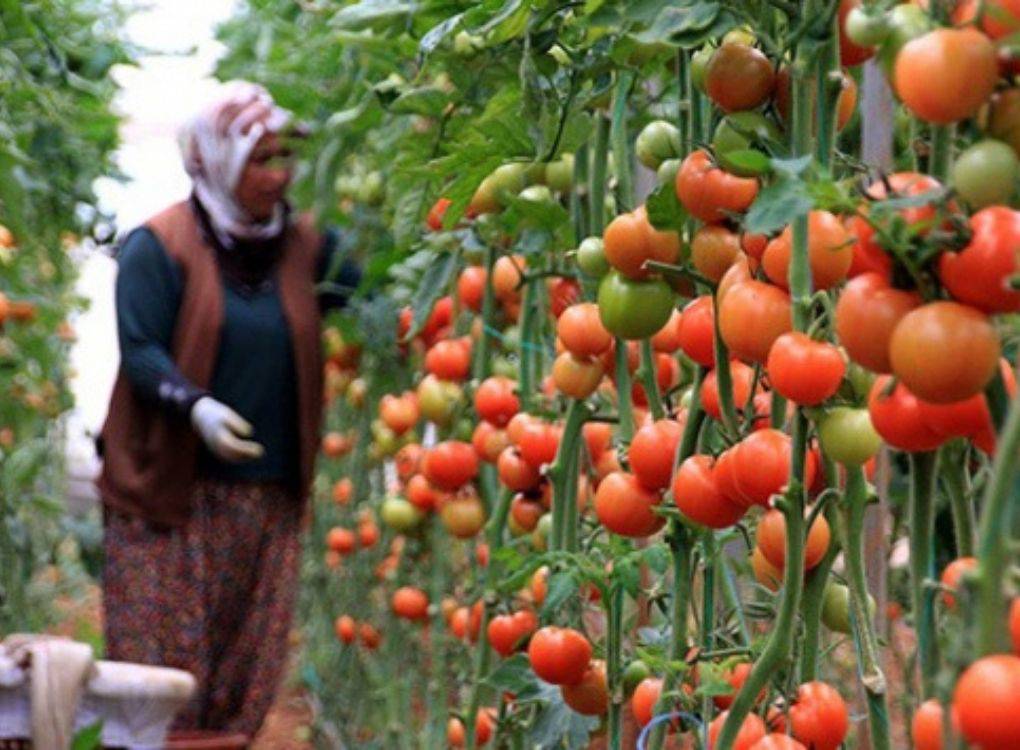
[
  {"x1": 115, "y1": 228, "x2": 207, "y2": 415},
  {"x1": 316, "y1": 227, "x2": 362, "y2": 311}
]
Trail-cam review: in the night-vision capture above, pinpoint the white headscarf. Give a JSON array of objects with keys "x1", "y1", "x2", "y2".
[{"x1": 178, "y1": 81, "x2": 292, "y2": 248}]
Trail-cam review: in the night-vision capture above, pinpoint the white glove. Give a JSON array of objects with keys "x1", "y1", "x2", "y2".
[{"x1": 189, "y1": 397, "x2": 265, "y2": 463}]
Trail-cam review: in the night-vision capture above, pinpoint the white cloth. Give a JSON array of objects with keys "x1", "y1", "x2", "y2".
[{"x1": 178, "y1": 80, "x2": 292, "y2": 248}]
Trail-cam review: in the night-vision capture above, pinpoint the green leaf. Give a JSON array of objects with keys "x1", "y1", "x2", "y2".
[
  {"x1": 540, "y1": 570, "x2": 578, "y2": 619},
  {"x1": 71, "y1": 721, "x2": 103, "y2": 750},
  {"x1": 331, "y1": 0, "x2": 419, "y2": 30},
  {"x1": 389, "y1": 87, "x2": 451, "y2": 118},
  {"x1": 484, "y1": 654, "x2": 536, "y2": 694},
  {"x1": 403, "y1": 249, "x2": 460, "y2": 341},
  {"x1": 419, "y1": 12, "x2": 464, "y2": 57},
  {"x1": 646, "y1": 179, "x2": 687, "y2": 232},
  {"x1": 718, "y1": 149, "x2": 772, "y2": 177},
  {"x1": 744, "y1": 175, "x2": 813, "y2": 236},
  {"x1": 527, "y1": 681, "x2": 599, "y2": 748}
]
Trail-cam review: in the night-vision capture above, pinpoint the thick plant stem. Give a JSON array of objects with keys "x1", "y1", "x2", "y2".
[
  {"x1": 549, "y1": 400, "x2": 590, "y2": 551},
  {"x1": 572, "y1": 142, "x2": 591, "y2": 242},
  {"x1": 610, "y1": 70, "x2": 636, "y2": 213},
  {"x1": 839, "y1": 465, "x2": 892, "y2": 750},
  {"x1": 715, "y1": 54, "x2": 814, "y2": 750},
  {"x1": 975, "y1": 392, "x2": 1020, "y2": 655},
  {"x1": 614, "y1": 339, "x2": 635, "y2": 443},
  {"x1": 638, "y1": 338, "x2": 666, "y2": 421},
  {"x1": 798, "y1": 521, "x2": 839, "y2": 683},
  {"x1": 908, "y1": 451, "x2": 940, "y2": 699},
  {"x1": 473, "y1": 243, "x2": 498, "y2": 381},
  {"x1": 678, "y1": 50, "x2": 692, "y2": 155},
  {"x1": 928, "y1": 124, "x2": 955, "y2": 183},
  {"x1": 517, "y1": 276, "x2": 539, "y2": 412},
  {"x1": 426, "y1": 516, "x2": 449, "y2": 749},
  {"x1": 589, "y1": 114, "x2": 611, "y2": 235},
  {"x1": 699, "y1": 530, "x2": 718, "y2": 747},
  {"x1": 606, "y1": 585, "x2": 625, "y2": 750},
  {"x1": 942, "y1": 441, "x2": 975, "y2": 557}
]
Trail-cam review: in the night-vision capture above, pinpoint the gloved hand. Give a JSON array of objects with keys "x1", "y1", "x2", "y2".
[{"x1": 189, "y1": 397, "x2": 265, "y2": 463}]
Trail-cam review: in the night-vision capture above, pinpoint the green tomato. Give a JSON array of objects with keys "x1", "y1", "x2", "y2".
[
  {"x1": 877, "y1": 5, "x2": 932, "y2": 77},
  {"x1": 690, "y1": 46, "x2": 715, "y2": 93},
  {"x1": 486, "y1": 163, "x2": 527, "y2": 205},
  {"x1": 452, "y1": 417, "x2": 474, "y2": 443},
  {"x1": 453, "y1": 30, "x2": 485, "y2": 56},
  {"x1": 623, "y1": 660, "x2": 652, "y2": 696},
  {"x1": 501, "y1": 325, "x2": 521, "y2": 353},
  {"x1": 822, "y1": 581, "x2": 877, "y2": 634},
  {"x1": 952, "y1": 139, "x2": 1019, "y2": 209},
  {"x1": 531, "y1": 513, "x2": 552, "y2": 551},
  {"x1": 722, "y1": 27, "x2": 756, "y2": 47},
  {"x1": 636, "y1": 120, "x2": 682, "y2": 170},
  {"x1": 845, "y1": 6, "x2": 890, "y2": 48},
  {"x1": 418, "y1": 375, "x2": 461, "y2": 426},
  {"x1": 656, "y1": 158, "x2": 681, "y2": 187},
  {"x1": 524, "y1": 162, "x2": 547, "y2": 186},
  {"x1": 381, "y1": 496, "x2": 423, "y2": 532},
  {"x1": 545, "y1": 154, "x2": 574, "y2": 193},
  {"x1": 597, "y1": 271, "x2": 676, "y2": 340},
  {"x1": 493, "y1": 355, "x2": 518, "y2": 379},
  {"x1": 818, "y1": 407, "x2": 882, "y2": 466},
  {"x1": 842, "y1": 361, "x2": 875, "y2": 404},
  {"x1": 577, "y1": 236, "x2": 610, "y2": 278},
  {"x1": 518, "y1": 184, "x2": 556, "y2": 204},
  {"x1": 712, "y1": 112, "x2": 782, "y2": 177}
]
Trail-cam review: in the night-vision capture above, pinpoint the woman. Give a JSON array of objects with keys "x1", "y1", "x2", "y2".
[{"x1": 97, "y1": 82, "x2": 358, "y2": 737}]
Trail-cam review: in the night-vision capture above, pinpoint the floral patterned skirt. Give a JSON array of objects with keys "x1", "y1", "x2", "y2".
[{"x1": 102, "y1": 479, "x2": 302, "y2": 737}]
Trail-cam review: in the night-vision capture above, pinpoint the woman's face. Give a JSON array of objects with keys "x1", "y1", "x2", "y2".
[{"x1": 235, "y1": 133, "x2": 293, "y2": 221}]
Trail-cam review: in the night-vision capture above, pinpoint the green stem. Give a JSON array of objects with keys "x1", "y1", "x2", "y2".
[
  {"x1": 975, "y1": 392, "x2": 1020, "y2": 655},
  {"x1": 942, "y1": 441, "x2": 975, "y2": 558},
  {"x1": 839, "y1": 465, "x2": 892, "y2": 750},
  {"x1": 700, "y1": 531, "x2": 718, "y2": 747},
  {"x1": 814, "y1": 17, "x2": 841, "y2": 166},
  {"x1": 549, "y1": 400, "x2": 591, "y2": 551},
  {"x1": 572, "y1": 142, "x2": 591, "y2": 242},
  {"x1": 517, "y1": 277, "x2": 539, "y2": 411},
  {"x1": 589, "y1": 114, "x2": 611, "y2": 235},
  {"x1": 678, "y1": 50, "x2": 692, "y2": 155},
  {"x1": 426, "y1": 516, "x2": 449, "y2": 749},
  {"x1": 614, "y1": 339, "x2": 635, "y2": 443},
  {"x1": 610, "y1": 70, "x2": 636, "y2": 213},
  {"x1": 908, "y1": 451, "x2": 940, "y2": 699},
  {"x1": 606, "y1": 585, "x2": 625, "y2": 750},
  {"x1": 928, "y1": 124, "x2": 955, "y2": 183},
  {"x1": 798, "y1": 517, "x2": 839, "y2": 683},
  {"x1": 985, "y1": 365, "x2": 1011, "y2": 433},
  {"x1": 770, "y1": 391, "x2": 787, "y2": 430},
  {"x1": 638, "y1": 338, "x2": 666, "y2": 421},
  {"x1": 473, "y1": 243, "x2": 498, "y2": 381}
]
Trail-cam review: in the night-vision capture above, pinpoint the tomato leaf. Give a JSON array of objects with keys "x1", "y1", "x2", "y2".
[
  {"x1": 71, "y1": 721, "x2": 103, "y2": 750},
  {"x1": 645, "y1": 179, "x2": 687, "y2": 232},
  {"x1": 331, "y1": 0, "x2": 418, "y2": 31},
  {"x1": 403, "y1": 248, "x2": 460, "y2": 341},
  {"x1": 718, "y1": 149, "x2": 772, "y2": 177},
  {"x1": 484, "y1": 653, "x2": 537, "y2": 694},
  {"x1": 388, "y1": 86, "x2": 452, "y2": 118},
  {"x1": 541, "y1": 570, "x2": 578, "y2": 618},
  {"x1": 419, "y1": 12, "x2": 464, "y2": 58},
  {"x1": 527, "y1": 681, "x2": 600, "y2": 748},
  {"x1": 744, "y1": 174, "x2": 813, "y2": 236}
]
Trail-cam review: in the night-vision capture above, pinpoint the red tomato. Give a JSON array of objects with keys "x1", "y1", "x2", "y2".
[
  {"x1": 845, "y1": 214, "x2": 893, "y2": 279},
  {"x1": 953, "y1": 654, "x2": 1020, "y2": 749},
  {"x1": 940, "y1": 557, "x2": 978, "y2": 610},
  {"x1": 676, "y1": 149, "x2": 759, "y2": 224},
  {"x1": 423, "y1": 441, "x2": 479, "y2": 490},
  {"x1": 488, "y1": 610, "x2": 537, "y2": 657},
  {"x1": 474, "y1": 376, "x2": 520, "y2": 427},
  {"x1": 557, "y1": 302, "x2": 613, "y2": 357},
  {"x1": 629, "y1": 419, "x2": 683, "y2": 491},
  {"x1": 326, "y1": 526, "x2": 356, "y2": 555},
  {"x1": 424, "y1": 338, "x2": 472, "y2": 381},
  {"x1": 678, "y1": 295, "x2": 716, "y2": 367},
  {"x1": 392, "y1": 586, "x2": 429, "y2": 621},
  {"x1": 868, "y1": 376, "x2": 946, "y2": 452},
  {"x1": 651, "y1": 308, "x2": 684, "y2": 353},
  {"x1": 1011, "y1": 597, "x2": 1020, "y2": 656},
  {"x1": 748, "y1": 735, "x2": 806, "y2": 750},
  {"x1": 497, "y1": 446, "x2": 541, "y2": 492},
  {"x1": 582, "y1": 421, "x2": 613, "y2": 462},
  {"x1": 714, "y1": 662, "x2": 759, "y2": 710},
  {"x1": 732, "y1": 429, "x2": 817, "y2": 509},
  {"x1": 594, "y1": 471, "x2": 666, "y2": 538},
  {"x1": 719, "y1": 280, "x2": 793, "y2": 364},
  {"x1": 766, "y1": 332, "x2": 845, "y2": 406},
  {"x1": 527, "y1": 626, "x2": 592, "y2": 685},
  {"x1": 707, "y1": 710, "x2": 767, "y2": 750},
  {"x1": 673, "y1": 454, "x2": 746, "y2": 529},
  {"x1": 836, "y1": 273, "x2": 921, "y2": 373},
  {"x1": 426, "y1": 197, "x2": 452, "y2": 230},
  {"x1": 517, "y1": 421, "x2": 562, "y2": 468},
  {"x1": 379, "y1": 393, "x2": 421, "y2": 435},
  {"x1": 560, "y1": 660, "x2": 609, "y2": 716},
  {"x1": 918, "y1": 359, "x2": 1017, "y2": 449},
  {"x1": 547, "y1": 277, "x2": 581, "y2": 318},
  {"x1": 334, "y1": 615, "x2": 357, "y2": 644},
  {"x1": 911, "y1": 699, "x2": 947, "y2": 750},
  {"x1": 457, "y1": 266, "x2": 487, "y2": 312},
  {"x1": 472, "y1": 421, "x2": 509, "y2": 464},
  {"x1": 789, "y1": 681, "x2": 849, "y2": 750},
  {"x1": 630, "y1": 677, "x2": 663, "y2": 727},
  {"x1": 939, "y1": 206, "x2": 1020, "y2": 314},
  {"x1": 757, "y1": 509, "x2": 831, "y2": 571},
  {"x1": 761, "y1": 211, "x2": 853, "y2": 291},
  {"x1": 701, "y1": 360, "x2": 756, "y2": 421}
]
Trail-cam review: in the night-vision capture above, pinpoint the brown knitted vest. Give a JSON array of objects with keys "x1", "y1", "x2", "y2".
[{"x1": 97, "y1": 201, "x2": 324, "y2": 526}]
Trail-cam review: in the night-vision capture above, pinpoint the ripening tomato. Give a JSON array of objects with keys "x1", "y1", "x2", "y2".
[
  {"x1": 327, "y1": 526, "x2": 356, "y2": 555},
  {"x1": 705, "y1": 43, "x2": 776, "y2": 113},
  {"x1": 603, "y1": 207, "x2": 680, "y2": 279},
  {"x1": 752, "y1": 546, "x2": 783, "y2": 591},
  {"x1": 911, "y1": 699, "x2": 950, "y2": 750},
  {"x1": 748, "y1": 735, "x2": 807, "y2": 750},
  {"x1": 439, "y1": 493, "x2": 486, "y2": 538},
  {"x1": 676, "y1": 150, "x2": 759, "y2": 224},
  {"x1": 678, "y1": 295, "x2": 716, "y2": 367},
  {"x1": 757, "y1": 509, "x2": 831, "y2": 571},
  {"x1": 424, "y1": 338, "x2": 472, "y2": 381},
  {"x1": 701, "y1": 360, "x2": 756, "y2": 421},
  {"x1": 629, "y1": 419, "x2": 683, "y2": 491},
  {"x1": 358, "y1": 622, "x2": 382, "y2": 650},
  {"x1": 673, "y1": 455, "x2": 746, "y2": 529},
  {"x1": 426, "y1": 197, "x2": 452, "y2": 231},
  {"x1": 895, "y1": 28, "x2": 997, "y2": 124},
  {"x1": 692, "y1": 225, "x2": 742, "y2": 283},
  {"x1": 472, "y1": 421, "x2": 509, "y2": 464},
  {"x1": 334, "y1": 615, "x2": 357, "y2": 644},
  {"x1": 953, "y1": 654, "x2": 1020, "y2": 749},
  {"x1": 836, "y1": 273, "x2": 921, "y2": 374},
  {"x1": 762, "y1": 211, "x2": 852, "y2": 291},
  {"x1": 582, "y1": 421, "x2": 613, "y2": 462},
  {"x1": 630, "y1": 677, "x2": 663, "y2": 727},
  {"x1": 510, "y1": 494, "x2": 544, "y2": 533},
  {"x1": 392, "y1": 587, "x2": 429, "y2": 621},
  {"x1": 707, "y1": 710, "x2": 767, "y2": 750},
  {"x1": 774, "y1": 67, "x2": 858, "y2": 132},
  {"x1": 457, "y1": 266, "x2": 486, "y2": 312},
  {"x1": 488, "y1": 609, "x2": 537, "y2": 657},
  {"x1": 919, "y1": 359, "x2": 1017, "y2": 452},
  {"x1": 423, "y1": 441, "x2": 479, "y2": 490},
  {"x1": 939, "y1": 206, "x2": 1020, "y2": 314},
  {"x1": 557, "y1": 303, "x2": 613, "y2": 357},
  {"x1": 517, "y1": 421, "x2": 561, "y2": 468},
  {"x1": 528, "y1": 626, "x2": 592, "y2": 685},
  {"x1": 497, "y1": 447, "x2": 541, "y2": 492},
  {"x1": 492, "y1": 255, "x2": 526, "y2": 301},
  {"x1": 766, "y1": 332, "x2": 845, "y2": 406},
  {"x1": 714, "y1": 662, "x2": 761, "y2": 710},
  {"x1": 817, "y1": 407, "x2": 882, "y2": 466},
  {"x1": 552, "y1": 352, "x2": 604, "y2": 400},
  {"x1": 868, "y1": 376, "x2": 946, "y2": 452},
  {"x1": 560, "y1": 660, "x2": 609, "y2": 716},
  {"x1": 941, "y1": 557, "x2": 978, "y2": 610},
  {"x1": 789, "y1": 681, "x2": 848, "y2": 750},
  {"x1": 379, "y1": 393, "x2": 421, "y2": 435},
  {"x1": 651, "y1": 308, "x2": 683, "y2": 353},
  {"x1": 719, "y1": 280, "x2": 792, "y2": 364},
  {"x1": 475, "y1": 376, "x2": 520, "y2": 427},
  {"x1": 839, "y1": 0, "x2": 875, "y2": 66},
  {"x1": 889, "y1": 302, "x2": 1001, "y2": 404},
  {"x1": 594, "y1": 471, "x2": 666, "y2": 538},
  {"x1": 597, "y1": 271, "x2": 677, "y2": 340},
  {"x1": 548, "y1": 277, "x2": 581, "y2": 317}
]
